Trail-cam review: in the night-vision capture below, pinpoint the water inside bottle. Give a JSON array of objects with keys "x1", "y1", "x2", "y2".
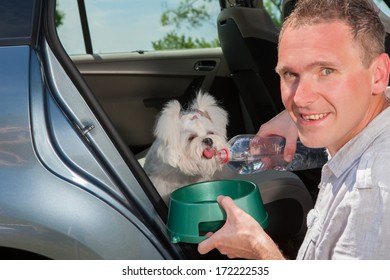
[
  {"x1": 228, "y1": 154, "x2": 287, "y2": 174},
  {"x1": 226, "y1": 136, "x2": 287, "y2": 174},
  {"x1": 224, "y1": 135, "x2": 328, "y2": 174},
  {"x1": 228, "y1": 159, "x2": 265, "y2": 174}
]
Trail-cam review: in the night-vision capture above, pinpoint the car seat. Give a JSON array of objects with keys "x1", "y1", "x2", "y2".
[
  {"x1": 216, "y1": 0, "x2": 314, "y2": 258},
  {"x1": 217, "y1": 1, "x2": 284, "y2": 132},
  {"x1": 282, "y1": 0, "x2": 296, "y2": 20}
]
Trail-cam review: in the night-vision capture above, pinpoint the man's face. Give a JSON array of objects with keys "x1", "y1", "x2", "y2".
[{"x1": 277, "y1": 21, "x2": 382, "y2": 156}]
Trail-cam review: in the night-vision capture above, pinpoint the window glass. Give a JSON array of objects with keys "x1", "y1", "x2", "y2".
[
  {"x1": 222, "y1": 0, "x2": 283, "y2": 28},
  {"x1": 261, "y1": 0, "x2": 390, "y2": 29},
  {"x1": 0, "y1": 0, "x2": 34, "y2": 40},
  {"x1": 374, "y1": 0, "x2": 390, "y2": 17},
  {"x1": 262, "y1": 0, "x2": 282, "y2": 28},
  {"x1": 56, "y1": 0, "x2": 220, "y2": 55},
  {"x1": 56, "y1": 1, "x2": 85, "y2": 55}
]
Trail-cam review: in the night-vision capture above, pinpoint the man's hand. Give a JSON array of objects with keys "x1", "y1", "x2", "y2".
[
  {"x1": 197, "y1": 196, "x2": 284, "y2": 260},
  {"x1": 257, "y1": 110, "x2": 298, "y2": 162}
]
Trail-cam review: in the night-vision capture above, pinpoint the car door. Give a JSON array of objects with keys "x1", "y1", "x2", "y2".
[{"x1": 56, "y1": 0, "x2": 247, "y2": 154}]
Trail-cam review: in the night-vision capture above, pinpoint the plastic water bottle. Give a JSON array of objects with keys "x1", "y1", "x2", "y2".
[{"x1": 217, "y1": 134, "x2": 328, "y2": 174}]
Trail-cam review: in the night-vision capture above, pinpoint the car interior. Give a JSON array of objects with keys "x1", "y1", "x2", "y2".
[
  {"x1": 52, "y1": 0, "x2": 322, "y2": 259},
  {"x1": 53, "y1": 0, "x2": 376, "y2": 259},
  {"x1": 217, "y1": 0, "x2": 284, "y2": 131}
]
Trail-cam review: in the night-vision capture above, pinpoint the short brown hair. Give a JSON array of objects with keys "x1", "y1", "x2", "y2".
[{"x1": 280, "y1": 0, "x2": 386, "y2": 67}]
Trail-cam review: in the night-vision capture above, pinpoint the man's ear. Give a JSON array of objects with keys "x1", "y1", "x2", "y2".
[{"x1": 372, "y1": 53, "x2": 390, "y2": 95}]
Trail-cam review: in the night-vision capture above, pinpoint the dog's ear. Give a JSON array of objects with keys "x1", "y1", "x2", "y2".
[
  {"x1": 154, "y1": 99, "x2": 182, "y2": 144},
  {"x1": 191, "y1": 93, "x2": 229, "y2": 135}
]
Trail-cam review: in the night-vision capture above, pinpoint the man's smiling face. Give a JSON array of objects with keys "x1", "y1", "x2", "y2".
[{"x1": 277, "y1": 20, "x2": 388, "y2": 155}]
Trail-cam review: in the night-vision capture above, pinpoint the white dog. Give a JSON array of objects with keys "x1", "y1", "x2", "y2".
[{"x1": 144, "y1": 93, "x2": 229, "y2": 204}]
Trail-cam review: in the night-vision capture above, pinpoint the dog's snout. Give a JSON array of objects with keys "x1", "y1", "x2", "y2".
[{"x1": 202, "y1": 138, "x2": 213, "y2": 147}]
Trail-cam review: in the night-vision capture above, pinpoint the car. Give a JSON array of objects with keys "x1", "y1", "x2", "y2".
[{"x1": 1, "y1": 0, "x2": 389, "y2": 260}]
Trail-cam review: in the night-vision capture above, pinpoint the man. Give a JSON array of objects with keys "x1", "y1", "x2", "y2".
[{"x1": 198, "y1": 0, "x2": 390, "y2": 259}]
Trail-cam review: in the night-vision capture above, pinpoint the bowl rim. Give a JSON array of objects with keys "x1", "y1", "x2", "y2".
[{"x1": 169, "y1": 179, "x2": 258, "y2": 205}]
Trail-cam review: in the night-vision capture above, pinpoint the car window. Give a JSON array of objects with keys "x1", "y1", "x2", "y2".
[
  {"x1": 0, "y1": 0, "x2": 34, "y2": 44},
  {"x1": 374, "y1": 0, "x2": 390, "y2": 16},
  {"x1": 261, "y1": 0, "x2": 390, "y2": 29},
  {"x1": 56, "y1": 0, "x2": 220, "y2": 55}
]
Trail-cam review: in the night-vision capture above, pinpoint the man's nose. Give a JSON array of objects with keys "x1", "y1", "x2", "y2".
[{"x1": 293, "y1": 78, "x2": 318, "y2": 107}]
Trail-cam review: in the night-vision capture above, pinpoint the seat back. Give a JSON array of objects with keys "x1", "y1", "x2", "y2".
[
  {"x1": 217, "y1": 5, "x2": 284, "y2": 131},
  {"x1": 282, "y1": 0, "x2": 297, "y2": 20}
]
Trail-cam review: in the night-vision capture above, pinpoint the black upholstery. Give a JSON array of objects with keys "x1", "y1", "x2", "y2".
[
  {"x1": 217, "y1": 6, "x2": 284, "y2": 131},
  {"x1": 282, "y1": 0, "x2": 296, "y2": 20}
]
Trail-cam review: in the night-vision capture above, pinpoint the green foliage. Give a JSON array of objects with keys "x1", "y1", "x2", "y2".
[
  {"x1": 161, "y1": 0, "x2": 213, "y2": 29},
  {"x1": 55, "y1": 3, "x2": 65, "y2": 27},
  {"x1": 153, "y1": 0, "x2": 218, "y2": 50},
  {"x1": 152, "y1": 31, "x2": 219, "y2": 50},
  {"x1": 263, "y1": 0, "x2": 283, "y2": 27},
  {"x1": 153, "y1": 0, "x2": 284, "y2": 50}
]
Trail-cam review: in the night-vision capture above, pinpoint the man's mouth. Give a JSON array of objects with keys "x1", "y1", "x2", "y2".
[{"x1": 301, "y1": 113, "x2": 328, "y2": 121}]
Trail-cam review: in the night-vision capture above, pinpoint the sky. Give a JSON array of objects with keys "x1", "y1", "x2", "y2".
[
  {"x1": 56, "y1": 0, "x2": 221, "y2": 55},
  {"x1": 56, "y1": 0, "x2": 390, "y2": 55}
]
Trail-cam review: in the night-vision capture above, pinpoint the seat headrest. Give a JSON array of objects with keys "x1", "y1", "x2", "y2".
[{"x1": 282, "y1": 0, "x2": 297, "y2": 20}]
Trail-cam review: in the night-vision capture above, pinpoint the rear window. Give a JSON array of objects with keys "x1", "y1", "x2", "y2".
[
  {"x1": 0, "y1": 0, "x2": 34, "y2": 43},
  {"x1": 56, "y1": 0, "x2": 220, "y2": 55}
]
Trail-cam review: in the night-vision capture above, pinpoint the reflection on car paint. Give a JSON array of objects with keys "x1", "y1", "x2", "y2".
[{"x1": 0, "y1": 126, "x2": 29, "y2": 166}]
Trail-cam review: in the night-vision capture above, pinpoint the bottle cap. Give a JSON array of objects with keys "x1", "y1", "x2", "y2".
[{"x1": 217, "y1": 148, "x2": 229, "y2": 163}]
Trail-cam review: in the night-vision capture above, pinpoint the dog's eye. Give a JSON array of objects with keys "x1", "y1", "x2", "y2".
[
  {"x1": 188, "y1": 135, "x2": 197, "y2": 142},
  {"x1": 208, "y1": 131, "x2": 215, "y2": 135}
]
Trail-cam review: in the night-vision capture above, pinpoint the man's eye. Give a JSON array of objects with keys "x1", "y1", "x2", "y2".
[
  {"x1": 282, "y1": 71, "x2": 297, "y2": 80},
  {"x1": 321, "y1": 68, "x2": 334, "y2": 76}
]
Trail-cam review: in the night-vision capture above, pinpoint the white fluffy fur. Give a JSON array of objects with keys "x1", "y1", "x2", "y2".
[{"x1": 144, "y1": 93, "x2": 229, "y2": 204}]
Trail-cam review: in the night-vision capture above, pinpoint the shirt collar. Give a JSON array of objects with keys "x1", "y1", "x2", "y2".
[{"x1": 327, "y1": 106, "x2": 390, "y2": 178}]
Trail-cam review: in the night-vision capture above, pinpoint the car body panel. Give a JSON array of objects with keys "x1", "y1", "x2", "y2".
[
  {"x1": 0, "y1": 45, "x2": 172, "y2": 259},
  {"x1": 5, "y1": 0, "x2": 388, "y2": 260},
  {"x1": 0, "y1": 0, "x2": 184, "y2": 259},
  {"x1": 0, "y1": 0, "x2": 316, "y2": 260}
]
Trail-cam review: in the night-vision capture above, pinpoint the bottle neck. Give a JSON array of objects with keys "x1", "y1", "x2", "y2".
[{"x1": 217, "y1": 148, "x2": 229, "y2": 163}]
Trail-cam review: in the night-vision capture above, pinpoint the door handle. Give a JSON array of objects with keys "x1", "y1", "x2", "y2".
[{"x1": 194, "y1": 60, "x2": 216, "y2": 71}]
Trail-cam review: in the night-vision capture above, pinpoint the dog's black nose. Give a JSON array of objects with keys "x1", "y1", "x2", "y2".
[{"x1": 202, "y1": 138, "x2": 213, "y2": 147}]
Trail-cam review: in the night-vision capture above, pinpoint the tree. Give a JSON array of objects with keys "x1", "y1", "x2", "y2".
[
  {"x1": 152, "y1": 0, "x2": 284, "y2": 50},
  {"x1": 263, "y1": 0, "x2": 283, "y2": 27},
  {"x1": 55, "y1": 3, "x2": 65, "y2": 27},
  {"x1": 153, "y1": 31, "x2": 219, "y2": 50},
  {"x1": 152, "y1": 0, "x2": 219, "y2": 50}
]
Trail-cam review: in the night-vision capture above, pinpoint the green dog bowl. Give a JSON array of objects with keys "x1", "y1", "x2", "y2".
[{"x1": 166, "y1": 180, "x2": 269, "y2": 244}]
